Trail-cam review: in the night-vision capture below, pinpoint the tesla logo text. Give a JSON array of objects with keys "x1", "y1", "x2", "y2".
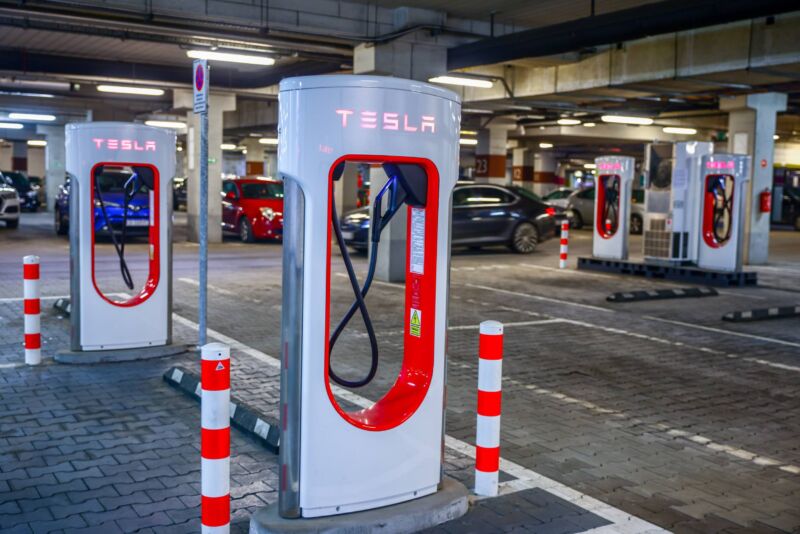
[
  {"x1": 706, "y1": 160, "x2": 734, "y2": 170},
  {"x1": 336, "y1": 109, "x2": 435, "y2": 133},
  {"x1": 92, "y1": 138, "x2": 157, "y2": 151},
  {"x1": 597, "y1": 162, "x2": 622, "y2": 170}
]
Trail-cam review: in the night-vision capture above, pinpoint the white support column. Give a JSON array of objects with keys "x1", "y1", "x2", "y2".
[
  {"x1": 175, "y1": 90, "x2": 237, "y2": 243},
  {"x1": 368, "y1": 165, "x2": 408, "y2": 283},
  {"x1": 36, "y1": 125, "x2": 66, "y2": 211},
  {"x1": 475, "y1": 128, "x2": 508, "y2": 185},
  {"x1": 242, "y1": 138, "x2": 265, "y2": 176},
  {"x1": 721, "y1": 93, "x2": 787, "y2": 265},
  {"x1": 334, "y1": 163, "x2": 360, "y2": 220},
  {"x1": 533, "y1": 152, "x2": 558, "y2": 197},
  {"x1": 512, "y1": 148, "x2": 534, "y2": 190}
]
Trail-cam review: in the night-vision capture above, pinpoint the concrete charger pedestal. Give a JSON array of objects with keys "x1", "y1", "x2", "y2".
[{"x1": 249, "y1": 478, "x2": 470, "y2": 534}]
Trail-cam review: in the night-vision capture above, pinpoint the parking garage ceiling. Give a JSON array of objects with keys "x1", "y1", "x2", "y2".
[{"x1": 1, "y1": 0, "x2": 799, "y2": 149}]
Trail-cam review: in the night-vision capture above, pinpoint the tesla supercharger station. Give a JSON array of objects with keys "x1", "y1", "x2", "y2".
[
  {"x1": 65, "y1": 122, "x2": 176, "y2": 353},
  {"x1": 277, "y1": 76, "x2": 460, "y2": 519},
  {"x1": 697, "y1": 154, "x2": 751, "y2": 272},
  {"x1": 592, "y1": 156, "x2": 634, "y2": 260}
]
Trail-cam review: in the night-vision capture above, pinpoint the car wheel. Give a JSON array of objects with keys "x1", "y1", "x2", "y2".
[
  {"x1": 510, "y1": 222, "x2": 539, "y2": 254},
  {"x1": 239, "y1": 218, "x2": 255, "y2": 243},
  {"x1": 6, "y1": 218, "x2": 19, "y2": 229},
  {"x1": 569, "y1": 209, "x2": 583, "y2": 229},
  {"x1": 55, "y1": 211, "x2": 68, "y2": 235},
  {"x1": 630, "y1": 214, "x2": 643, "y2": 235}
]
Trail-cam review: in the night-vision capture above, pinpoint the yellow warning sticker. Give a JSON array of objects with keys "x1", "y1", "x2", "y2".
[{"x1": 410, "y1": 308, "x2": 422, "y2": 337}]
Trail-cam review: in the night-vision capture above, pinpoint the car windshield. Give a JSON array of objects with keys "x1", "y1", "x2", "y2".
[
  {"x1": 241, "y1": 182, "x2": 283, "y2": 200},
  {"x1": 511, "y1": 187, "x2": 542, "y2": 202},
  {"x1": 3, "y1": 172, "x2": 30, "y2": 190},
  {"x1": 95, "y1": 170, "x2": 147, "y2": 196},
  {"x1": 632, "y1": 190, "x2": 645, "y2": 203}
]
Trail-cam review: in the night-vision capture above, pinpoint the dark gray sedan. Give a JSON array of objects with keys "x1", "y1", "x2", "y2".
[{"x1": 340, "y1": 182, "x2": 563, "y2": 254}]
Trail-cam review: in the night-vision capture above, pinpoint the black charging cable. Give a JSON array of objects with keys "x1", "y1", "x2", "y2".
[
  {"x1": 328, "y1": 178, "x2": 403, "y2": 388},
  {"x1": 710, "y1": 177, "x2": 734, "y2": 243},
  {"x1": 93, "y1": 172, "x2": 142, "y2": 290}
]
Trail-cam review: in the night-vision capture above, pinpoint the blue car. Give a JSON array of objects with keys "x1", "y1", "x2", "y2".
[
  {"x1": 340, "y1": 182, "x2": 563, "y2": 254},
  {"x1": 55, "y1": 166, "x2": 152, "y2": 237}
]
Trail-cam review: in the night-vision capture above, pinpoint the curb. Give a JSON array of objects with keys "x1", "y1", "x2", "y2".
[
  {"x1": 163, "y1": 366, "x2": 280, "y2": 453},
  {"x1": 722, "y1": 305, "x2": 800, "y2": 322},
  {"x1": 578, "y1": 257, "x2": 757, "y2": 287},
  {"x1": 607, "y1": 287, "x2": 718, "y2": 303}
]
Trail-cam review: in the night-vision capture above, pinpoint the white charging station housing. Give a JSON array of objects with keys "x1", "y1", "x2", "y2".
[
  {"x1": 697, "y1": 154, "x2": 751, "y2": 272},
  {"x1": 592, "y1": 156, "x2": 634, "y2": 260},
  {"x1": 66, "y1": 122, "x2": 175, "y2": 351},
  {"x1": 277, "y1": 75, "x2": 460, "y2": 518}
]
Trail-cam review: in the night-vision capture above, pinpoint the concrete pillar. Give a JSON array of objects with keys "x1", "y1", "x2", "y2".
[
  {"x1": 175, "y1": 90, "x2": 237, "y2": 243},
  {"x1": 334, "y1": 163, "x2": 359, "y2": 219},
  {"x1": 353, "y1": 28, "x2": 450, "y2": 282},
  {"x1": 475, "y1": 128, "x2": 508, "y2": 185},
  {"x1": 36, "y1": 125, "x2": 66, "y2": 210},
  {"x1": 720, "y1": 93, "x2": 787, "y2": 265},
  {"x1": 533, "y1": 152, "x2": 558, "y2": 196},
  {"x1": 0, "y1": 142, "x2": 11, "y2": 169},
  {"x1": 12, "y1": 141, "x2": 27, "y2": 172},
  {"x1": 512, "y1": 148, "x2": 534, "y2": 190},
  {"x1": 264, "y1": 152, "x2": 277, "y2": 179},
  {"x1": 242, "y1": 138, "x2": 265, "y2": 176}
]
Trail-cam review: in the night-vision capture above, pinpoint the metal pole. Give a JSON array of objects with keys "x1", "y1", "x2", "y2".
[{"x1": 199, "y1": 109, "x2": 209, "y2": 346}]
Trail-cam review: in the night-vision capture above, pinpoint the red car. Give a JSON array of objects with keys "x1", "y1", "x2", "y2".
[{"x1": 221, "y1": 177, "x2": 284, "y2": 242}]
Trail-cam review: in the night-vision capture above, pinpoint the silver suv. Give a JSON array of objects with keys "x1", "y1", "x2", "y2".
[
  {"x1": 0, "y1": 172, "x2": 21, "y2": 229},
  {"x1": 565, "y1": 186, "x2": 645, "y2": 235}
]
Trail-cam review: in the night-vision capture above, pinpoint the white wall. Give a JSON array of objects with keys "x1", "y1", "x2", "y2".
[{"x1": 27, "y1": 147, "x2": 45, "y2": 177}]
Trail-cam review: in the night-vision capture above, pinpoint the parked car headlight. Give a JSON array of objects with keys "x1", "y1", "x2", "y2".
[
  {"x1": 260, "y1": 207, "x2": 275, "y2": 221},
  {"x1": 94, "y1": 199, "x2": 122, "y2": 208}
]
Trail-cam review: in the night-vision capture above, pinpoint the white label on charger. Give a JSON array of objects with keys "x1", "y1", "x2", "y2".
[{"x1": 410, "y1": 208, "x2": 425, "y2": 275}]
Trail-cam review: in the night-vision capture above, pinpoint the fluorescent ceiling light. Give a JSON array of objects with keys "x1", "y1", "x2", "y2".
[
  {"x1": 98, "y1": 85, "x2": 165, "y2": 96},
  {"x1": 557, "y1": 118, "x2": 581, "y2": 126},
  {"x1": 428, "y1": 75, "x2": 493, "y2": 89},
  {"x1": 773, "y1": 134, "x2": 780, "y2": 140},
  {"x1": 259, "y1": 137, "x2": 279, "y2": 145},
  {"x1": 249, "y1": 133, "x2": 262, "y2": 137},
  {"x1": 662, "y1": 126, "x2": 697, "y2": 135},
  {"x1": 27, "y1": 139, "x2": 47, "y2": 147},
  {"x1": 0, "y1": 122, "x2": 24, "y2": 129},
  {"x1": 460, "y1": 130, "x2": 478, "y2": 136},
  {"x1": 463, "y1": 108, "x2": 494, "y2": 115},
  {"x1": 583, "y1": 163, "x2": 597, "y2": 169},
  {"x1": 221, "y1": 143, "x2": 238, "y2": 150},
  {"x1": 539, "y1": 142, "x2": 553, "y2": 149},
  {"x1": 145, "y1": 120, "x2": 187, "y2": 129},
  {"x1": 0, "y1": 91, "x2": 55, "y2": 98},
  {"x1": 601, "y1": 115, "x2": 653, "y2": 125},
  {"x1": 9, "y1": 112, "x2": 55, "y2": 121},
  {"x1": 187, "y1": 50, "x2": 275, "y2": 66},
  {"x1": 459, "y1": 138, "x2": 478, "y2": 146},
  {"x1": 583, "y1": 122, "x2": 596, "y2": 128}
]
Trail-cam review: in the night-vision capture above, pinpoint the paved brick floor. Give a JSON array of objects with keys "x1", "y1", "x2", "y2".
[{"x1": 1, "y1": 211, "x2": 799, "y2": 533}]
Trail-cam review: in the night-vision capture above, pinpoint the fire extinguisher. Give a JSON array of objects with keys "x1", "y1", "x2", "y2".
[{"x1": 759, "y1": 189, "x2": 772, "y2": 213}]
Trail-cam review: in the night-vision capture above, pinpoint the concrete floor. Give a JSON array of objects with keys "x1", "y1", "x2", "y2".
[{"x1": 1, "y1": 211, "x2": 799, "y2": 533}]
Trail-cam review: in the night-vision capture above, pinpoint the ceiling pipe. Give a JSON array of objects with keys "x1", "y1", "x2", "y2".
[{"x1": 448, "y1": 0, "x2": 800, "y2": 70}]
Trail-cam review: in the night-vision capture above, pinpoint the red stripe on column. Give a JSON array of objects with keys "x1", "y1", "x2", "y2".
[
  {"x1": 479, "y1": 334, "x2": 503, "y2": 360},
  {"x1": 560, "y1": 253, "x2": 568, "y2": 260},
  {"x1": 201, "y1": 494, "x2": 230, "y2": 527},
  {"x1": 475, "y1": 445, "x2": 500, "y2": 472},
  {"x1": 201, "y1": 427, "x2": 230, "y2": 459},
  {"x1": 23, "y1": 264, "x2": 39, "y2": 280},
  {"x1": 24, "y1": 299, "x2": 40, "y2": 314},
  {"x1": 477, "y1": 390, "x2": 502, "y2": 416},
  {"x1": 201, "y1": 359, "x2": 230, "y2": 391},
  {"x1": 560, "y1": 238, "x2": 568, "y2": 245},
  {"x1": 25, "y1": 333, "x2": 41, "y2": 349}
]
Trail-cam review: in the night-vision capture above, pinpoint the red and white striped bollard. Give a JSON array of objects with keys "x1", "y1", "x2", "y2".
[
  {"x1": 23, "y1": 255, "x2": 41, "y2": 365},
  {"x1": 475, "y1": 320, "x2": 503, "y2": 496},
  {"x1": 559, "y1": 221, "x2": 570, "y2": 269},
  {"x1": 201, "y1": 342, "x2": 230, "y2": 533}
]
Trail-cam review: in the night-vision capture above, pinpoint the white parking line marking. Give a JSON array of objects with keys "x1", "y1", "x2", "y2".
[
  {"x1": 453, "y1": 359, "x2": 800, "y2": 477},
  {"x1": 644, "y1": 315, "x2": 800, "y2": 349},
  {"x1": 178, "y1": 277, "x2": 237, "y2": 297},
  {"x1": 466, "y1": 283, "x2": 613, "y2": 313},
  {"x1": 170, "y1": 311, "x2": 664, "y2": 533},
  {"x1": 447, "y1": 319, "x2": 561, "y2": 331},
  {"x1": 0, "y1": 363, "x2": 23, "y2": 369}
]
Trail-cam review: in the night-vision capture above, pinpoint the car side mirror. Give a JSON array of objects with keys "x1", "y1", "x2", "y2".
[{"x1": 225, "y1": 191, "x2": 236, "y2": 200}]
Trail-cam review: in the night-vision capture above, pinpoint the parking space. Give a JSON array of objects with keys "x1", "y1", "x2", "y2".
[{"x1": 2, "y1": 212, "x2": 799, "y2": 532}]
